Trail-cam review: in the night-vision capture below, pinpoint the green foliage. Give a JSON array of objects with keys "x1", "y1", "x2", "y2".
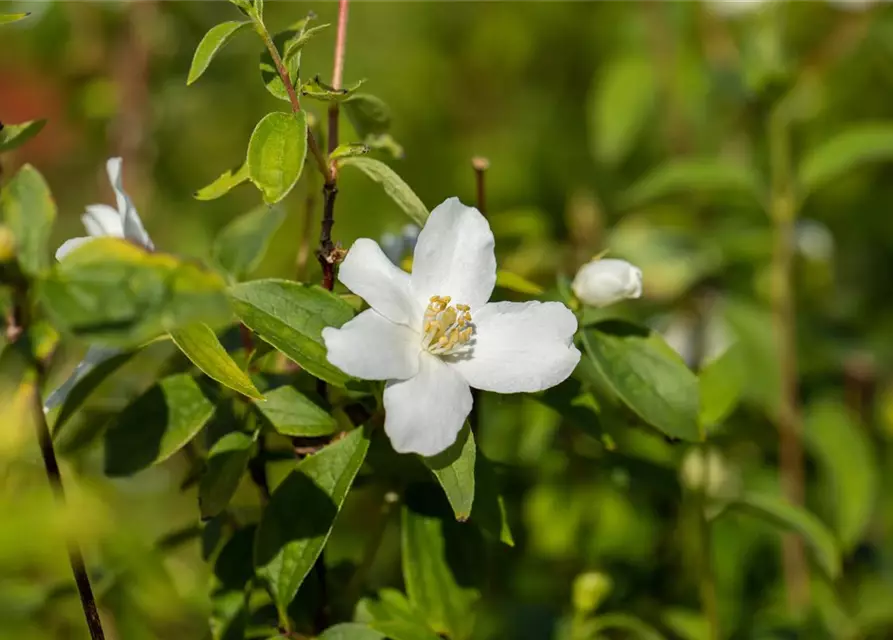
[
  {"x1": 212, "y1": 205, "x2": 286, "y2": 279},
  {"x1": 253, "y1": 385, "x2": 337, "y2": 437},
  {"x1": 199, "y1": 431, "x2": 256, "y2": 519},
  {"x1": 229, "y1": 279, "x2": 354, "y2": 386},
  {"x1": 247, "y1": 112, "x2": 308, "y2": 204},
  {"x1": 798, "y1": 123, "x2": 893, "y2": 198},
  {"x1": 0, "y1": 119, "x2": 46, "y2": 152},
  {"x1": 585, "y1": 613, "x2": 666, "y2": 640},
  {"x1": 494, "y1": 269, "x2": 544, "y2": 295},
  {"x1": 338, "y1": 157, "x2": 428, "y2": 226},
  {"x1": 38, "y1": 238, "x2": 230, "y2": 348},
  {"x1": 1, "y1": 164, "x2": 55, "y2": 276},
  {"x1": 301, "y1": 76, "x2": 365, "y2": 102},
  {"x1": 258, "y1": 17, "x2": 323, "y2": 101},
  {"x1": 170, "y1": 323, "x2": 263, "y2": 400},
  {"x1": 254, "y1": 426, "x2": 370, "y2": 613},
  {"x1": 194, "y1": 163, "x2": 249, "y2": 201},
  {"x1": 343, "y1": 94, "x2": 391, "y2": 138},
  {"x1": 187, "y1": 21, "x2": 250, "y2": 86},
  {"x1": 103, "y1": 374, "x2": 215, "y2": 476},
  {"x1": 319, "y1": 624, "x2": 385, "y2": 640},
  {"x1": 422, "y1": 423, "x2": 476, "y2": 521},
  {"x1": 580, "y1": 321, "x2": 701, "y2": 442},
  {"x1": 0, "y1": 13, "x2": 30, "y2": 25},
  {"x1": 329, "y1": 142, "x2": 370, "y2": 161},
  {"x1": 51, "y1": 351, "x2": 134, "y2": 437},
  {"x1": 369, "y1": 620, "x2": 443, "y2": 640}
]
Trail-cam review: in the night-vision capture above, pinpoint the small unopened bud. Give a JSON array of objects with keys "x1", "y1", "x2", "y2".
[
  {"x1": 571, "y1": 258, "x2": 643, "y2": 308},
  {"x1": 572, "y1": 571, "x2": 612, "y2": 615},
  {"x1": 0, "y1": 225, "x2": 16, "y2": 264}
]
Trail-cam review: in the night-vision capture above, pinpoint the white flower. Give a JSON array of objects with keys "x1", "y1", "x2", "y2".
[
  {"x1": 571, "y1": 258, "x2": 643, "y2": 308},
  {"x1": 44, "y1": 157, "x2": 151, "y2": 412},
  {"x1": 55, "y1": 157, "x2": 154, "y2": 260},
  {"x1": 322, "y1": 198, "x2": 581, "y2": 457}
]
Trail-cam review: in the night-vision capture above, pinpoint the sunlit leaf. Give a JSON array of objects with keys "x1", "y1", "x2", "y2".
[
  {"x1": 212, "y1": 205, "x2": 286, "y2": 279},
  {"x1": 580, "y1": 321, "x2": 700, "y2": 442},
  {"x1": 0, "y1": 119, "x2": 46, "y2": 152},
  {"x1": 0, "y1": 13, "x2": 30, "y2": 25},
  {"x1": 38, "y1": 238, "x2": 230, "y2": 348},
  {"x1": 620, "y1": 159, "x2": 763, "y2": 210},
  {"x1": 187, "y1": 21, "x2": 250, "y2": 85},
  {"x1": 338, "y1": 157, "x2": 428, "y2": 226},
  {"x1": 422, "y1": 423, "x2": 475, "y2": 521},
  {"x1": 495, "y1": 270, "x2": 544, "y2": 295},
  {"x1": 229, "y1": 279, "x2": 354, "y2": 386},
  {"x1": 301, "y1": 76, "x2": 365, "y2": 102},
  {"x1": 200, "y1": 431, "x2": 256, "y2": 519},
  {"x1": 255, "y1": 426, "x2": 370, "y2": 612},
  {"x1": 194, "y1": 163, "x2": 249, "y2": 201},
  {"x1": 725, "y1": 492, "x2": 841, "y2": 579},
  {"x1": 253, "y1": 385, "x2": 336, "y2": 437},
  {"x1": 799, "y1": 123, "x2": 893, "y2": 198},
  {"x1": 170, "y1": 323, "x2": 263, "y2": 399},
  {"x1": 329, "y1": 142, "x2": 370, "y2": 161},
  {"x1": 1, "y1": 164, "x2": 55, "y2": 275},
  {"x1": 247, "y1": 111, "x2": 307, "y2": 204},
  {"x1": 259, "y1": 17, "x2": 320, "y2": 101},
  {"x1": 103, "y1": 374, "x2": 215, "y2": 476}
]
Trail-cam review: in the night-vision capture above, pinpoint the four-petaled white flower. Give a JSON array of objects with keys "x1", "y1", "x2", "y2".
[
  {"x1": 44, "y1": 157, "x2": 153, "y2": 412},
  {"x1": 322, "y1": 198, "x2": 581, "y2": 457},
  {"x1": 571, "y1": 258, "x2": 643, "y2": 308}
]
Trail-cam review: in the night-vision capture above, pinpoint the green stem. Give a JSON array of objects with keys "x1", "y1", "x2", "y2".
[{"x1": 695, "y1": 462, "x2": 720, "y2": 640}]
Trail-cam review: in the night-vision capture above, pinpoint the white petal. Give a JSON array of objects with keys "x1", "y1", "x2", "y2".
[
  {"x1": 571, "y1": 258, "x2": 642, "y2": 308},
  {"x1": 338, "y1": 238, "x2": 417, "y2": 326},
  {"x1": 82, "y1": 204, "x2": 124, "y2": 237},
  {"x1": 322, "y1": 309, "x2": 419, "y2": 381},
  {"x1": 106, "y1": 157, "x2": 153, "y2": 249},
  {"x1": 55, "y1": 237, "x2": 94, "y2": 261},
  {"x1": 383, "y1": 352, "x2": 472, "y2": 456},
  {"x1": 410, "y1": 197, "x2": 496, "y2": 311},
  {"x1": 43, "y1": 346, "x2": 120, "y2": 412},
  {"x1": 448, "y1": 301, "x2": 581, "y2": 393}
]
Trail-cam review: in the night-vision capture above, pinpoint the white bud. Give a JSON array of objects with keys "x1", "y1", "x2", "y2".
[{"x1": 571, "y1": 258, "x2": 643, "y2": 308}]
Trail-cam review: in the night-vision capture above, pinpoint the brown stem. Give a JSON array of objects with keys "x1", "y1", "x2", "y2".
[{"x1": 317, "y1": 182, "x2": 338, "y2": 291}]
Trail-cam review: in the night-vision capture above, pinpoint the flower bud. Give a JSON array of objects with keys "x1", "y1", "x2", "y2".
[
  {"x1": 572, "y1": 571, "x2": 612, "y2": 615},
  {"x1": 571, "y1": 258, "x2": 643, "y2": 308}
]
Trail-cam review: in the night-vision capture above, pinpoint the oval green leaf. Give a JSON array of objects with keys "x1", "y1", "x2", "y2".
[
  {"x1": 253, "y1": 385, "x2": 337, "y2": 437},
  {"x1": 339, "y1": 157, "x2": 428, "y2": 226},
  {"x1": 725, "y1": 491, "x2": 842, "y2": 579},
  {"x1": 1, "y1": 164, "x2": 56, "y2": 275},
  {"x1": 422, "y1": 423, "x2": 475, "y2": 521},
  {"x1": 103, "y1": 374, "x2": 215, "y2": 476},
  {"x1": 194, "y1": 162, "x2": 249, "y2": 201},
  {"x1": 0, "y1": 119, "x2": 46, "y2": 152},
  {"x1": 229, "y1": 279, "x2": 354, "y2": 386},
  {"x1": 799, "y1": 123, "x2": 893, "y2": 198},
  {"x1": 580, "y1": 321, "x2": 700, "y2": 442},
  {"x1": 254, "y1": 426, "x2": 370, "y2": 611},
  {"x1": 0, "y1": 13, "x2": 31, "y2": 25},
  {"x1": 343, "y1": 94, "x2": 392, "y2": 138},
  {"x1": 199, "y1": 431, "x2": 256, "y2": 519},
  {"x1": 170, "y1": 322, "x2": 263, "y2": 400},
  {"x1": 247, "y1": 111, "x2": 307, "y2": 204},
  {"x1": 212, "y1": 205, "x2": 286, "y2": 279},
  {"x1": 187, "y1": 21, "x2": 250, "y2": 85}
]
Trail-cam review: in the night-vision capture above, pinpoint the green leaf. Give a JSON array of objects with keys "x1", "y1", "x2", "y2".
[
  {"x1": 282, "y1": 23, "x2": 330, "y2": 62},
  {"x1": 588, "y1": 54, "x2": 655, "y2": 166},
  {"x1": 212, "y1": 205, "x2": 286, "y2": 279},
  {"x1": 329, "y1": 143, "x2": 370, "y2": 161},
  {"x1": 0, "y1": 119, "x2": 46, "y2": 152},
  {"x1": 725, "y1": 492, "x2": 841, "y2": 579},
  {"x1": 471, "y1": 454, "x2": 514, "y2": 546},
  {"x1": 494, "y1": 270, "x2": 544, "y2": 296},
  {"x1": 51, "y1": 351, "x2": 135, "y2": 438},
  {"x1": 402, "y1": 487, "x2": 481, "y2": 640},
  {"x1": 170, "y1": 323, "x2": 263, "y2": 400},
  {"x1": 589, "y1": 613, "x2": 667, "y2": 640},
  {"x1": 320, "y1": 624, "x2": 386, "y2": 640},
  {"x1": 799, "y1": 123, "x2": 893, "y2": 197},
  {"x1": 187, "y1": 21, "x2": 250, "y2": 85},
  {"x1": 247, "y1": 111, "x2": 307, "y2": 204},
  {"x1": 1, "y1": 164, "x2": 56, "y2": 275},
  {"x1": 255, "y1": 426, "x2": 370, "y2": 612},
  {"x1": 0, "y1": 13, "x2": 30, "y2": 25},
  {"x1": 338, "y1": 157, "x2": 428, "y2": 226},
  {"x1": 253, "y1": 385, "x2": 337, "y2": 437},
  {"x1": 229, "y1": 279, "x2": 354, "y2": 386},
  {"x1": 37, "y1": 237, "x2": 230, "y2": 349},
  {"x1": 301, "y1": 75, "x2": 365, "y2": 102},
  {"x1": 698, "y1": 343, "x2": 745, "y2": 429},
  {"x1": 103, "y1": 374, "x2": 215, "y2": 476},
  {"x1": 619, "y1": 158, "x2": 763, "y2": 210},
  {"x1": 200, "y1": 431, "x2": 256, "y2": 519},
  {"x1": 343, "y1": 94, "x2": 392, "y2": 138},
  {"x1": 194, "y1": 163, "x2": 249, "y2": 201},
  {"x1": 580, "y1": 321, "x2": 700, "y2": 442},
  {"x1": 259, "y1": 18, "x2": 319, "y2": 101},
  {"x1": 422, "y1": 424, "x2": 475, "y2": 521},
  {"x1": 369, "y1": 620, "x2": 442, "y2": 640},
  {"x1": 804, "y1": 399, "x2": 878, "y2": 552}
]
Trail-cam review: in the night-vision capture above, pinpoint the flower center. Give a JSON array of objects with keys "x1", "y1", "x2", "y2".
[{"x1": 421, "y1": 295, "x2": 474, "y2": 356}]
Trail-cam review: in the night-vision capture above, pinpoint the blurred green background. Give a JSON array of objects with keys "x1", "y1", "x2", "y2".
[{"x1": 4, "y1": 1, "x2": 893, "y2": 638}]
